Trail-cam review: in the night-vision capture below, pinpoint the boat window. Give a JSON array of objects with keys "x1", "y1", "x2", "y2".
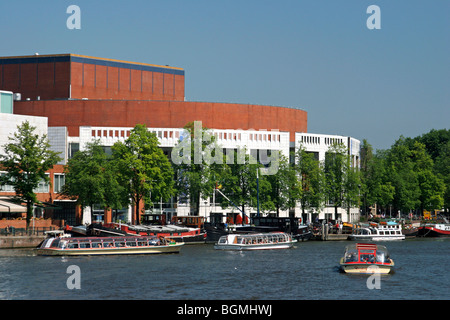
[
  {"x1": 115, "y1": 241, "x2": 125, "y2": 247},
  {"x1": 218, "y1": 237, "x2": 227, "y2": 244},
  {"x1": 79, "y1": 242, "x2": 91, "y2": 249},
  {"x1": 67, "y1": 242, "x2": 79, "y2": 249},
  {"x1": 92, "y1": 242, "x2": 103, "y2": 248},
  {"x1": 49, "y1": 239, "x2": 60, "y2": 248},
  {"x1": 103, "y1": 241, "x2": 114, "y2": 248},
  {"x1": 236, "y1": 237, "x2": 243, "y2": 244},
  {"x1": 376, "y1": 252, "x2": 386, "y2": 263},
  {"x1": 360, "y1": 254, "x2": 375, "y2": 263},
  {"x1": 58, "y1": 240, "x2": 69, "y2": 249},
  {"x1": 344, "y1": 252, "x2": 358, "y2": 262},
  {"x1": 126, "y1": 241, "x2": 137, "y2": 247}
]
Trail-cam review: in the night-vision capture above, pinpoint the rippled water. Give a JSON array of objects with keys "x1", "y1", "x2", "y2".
[{"x1": 0, "y1": 238, "x2": 448, "y2": 300}]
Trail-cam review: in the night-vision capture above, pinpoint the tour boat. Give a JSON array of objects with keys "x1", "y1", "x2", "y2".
[
  {"x1": 214, "y1": 232, "x2": 296, "y2": 250},
  {"x1": 340, "y1": 243, "x2": 395, "y2": 274},
  {"x1": 35, "y1": 235, "x2": 184, "y2": 256},
  {"x1": 348, "y1": 222, "x2": 405, "y2": 241},
  {"x1": 417, "y1": 224, "x2": 450, "y2": 237}
]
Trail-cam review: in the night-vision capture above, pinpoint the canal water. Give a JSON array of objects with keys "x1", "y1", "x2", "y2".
[{"x1": 0, "y1": 238, "x2": 448, "y2": 300}]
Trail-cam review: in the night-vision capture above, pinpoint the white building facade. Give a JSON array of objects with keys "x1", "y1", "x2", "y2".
[{"x1": 51, "y1": 125, "x2": 361, "y2": 224}]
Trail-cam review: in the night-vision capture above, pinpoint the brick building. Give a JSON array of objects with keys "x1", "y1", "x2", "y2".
[{"x1": 0, "y1": 54, "x2": 359, "y2": 225}]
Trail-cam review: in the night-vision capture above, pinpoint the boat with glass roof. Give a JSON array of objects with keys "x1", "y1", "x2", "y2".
[
  {"x1": 35, "y1": 235, "x2": 184, "y2": 256},
  {"x1": 214, "y1": 232, "x2": 296, "y2": 250},
  {"x1": 339, "y1": 243, "x2": 394, "y2": 274}
]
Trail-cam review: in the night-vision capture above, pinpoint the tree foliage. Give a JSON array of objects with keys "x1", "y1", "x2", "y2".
[
  {"x1": 112, "y1": 124, "x2": 175, "y2": 224},
  {"x1": 0, "y1": 121, "x2": 61, "y2": 229},
  {"x1": 62, "y1": 141, "x2": 125, "y2": 223}
]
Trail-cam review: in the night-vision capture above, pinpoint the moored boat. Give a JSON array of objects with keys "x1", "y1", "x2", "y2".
[
  {"x1": 86, "y1": 222, "x2": 206, "y2": 244},
  {"x1": 35, "y1": 235, "x2": 184, "y2": 256},
  {"x1": 214, "y1": 232, "x2": 296, "y2": 250},
  {"x1": 417, "y1": 224, "x2": 450, "y2": 237},
  {"x1": 348, "y1": 222, "x2": 405, "y2": 241},
  {"x1": 340, "y1": 243, "x2": 394, "y2": 274}
]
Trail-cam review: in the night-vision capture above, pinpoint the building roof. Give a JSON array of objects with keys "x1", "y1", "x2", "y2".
[{"x1": 0, "y1": 53, "x2": 184, "y2": 75}]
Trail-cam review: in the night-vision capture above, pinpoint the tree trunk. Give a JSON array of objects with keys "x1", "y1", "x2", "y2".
[
  {"x1": 26, "y1": 200, "x2": 32, "y2": 231},
  {"x1": 135, "y1": 196, "x2": 141, "y2": 225}
]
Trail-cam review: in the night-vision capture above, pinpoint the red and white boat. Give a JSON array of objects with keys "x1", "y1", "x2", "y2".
[
  {"x1": 340, "y1": 243, "x2": 395, "y2": 274},
  {"x1": 99, "y1": 222, "x2": 206, "y2": 244},
  {"x1": 417, "y1": 224, "x2": 450, "y2": 237}
]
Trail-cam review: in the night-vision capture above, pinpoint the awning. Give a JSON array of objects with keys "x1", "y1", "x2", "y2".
[{"x1": 0, "y1": 200, "x2": 27, "y2": 213}]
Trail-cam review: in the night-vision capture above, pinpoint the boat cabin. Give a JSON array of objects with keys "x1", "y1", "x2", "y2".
[
  {"x1": 343, "y1": 243, "x2": 391, "y2": 264},
  {"x1": 39, "y1": 235, "x2": 166, "y2": 250},
  {"x1": 217, "y1": 232, "x2": 292, "y2": 245},
  {"x1": 172, "y1": 216, "x2": 205, "y2": 229}
]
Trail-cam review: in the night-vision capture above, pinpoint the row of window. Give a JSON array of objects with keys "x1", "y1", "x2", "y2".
[
  {"x1": 89, "y1": 128, "x2": 282, "y2": 143},
  {"x1": 0, "y1": 172, "x2": 65, "y2": 193},
  {"x1": 299, "y1": 136, "x2": 345, "y2": 146}
]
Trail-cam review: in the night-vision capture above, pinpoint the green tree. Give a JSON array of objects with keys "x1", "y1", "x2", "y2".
[
  {"x1": 360, "y1": 139, "x2": 375, "y2": 215},
  {"x1": 434, "y1": 141, "x2": 450, "y2": 212},
  {"x1": 220, "y1": 150, "x2": 270, "y2": 220},
  {"x1": 0, "y1": 121, "x2": 61, "y2": 229},
  {"x1": 372, "y1": 151, "x2": 395, "y2": 215},
  {"x1": 266, "y1": 155, "x2": 299, "y2": 216},
  {"x1": 384, "y1": 137, "x2": 419, "y2": 213},
  {"x1": 112, "y1": 124, "x2": 175, "y2": 224},
  {"x1": 410, "y1": 141, "x2": 445, "y2": 213},
  {"x1": 172, "y1": 121, "x2": 225, "y2": 215},
  {"x1": 324, "y1": 143, "x2": 347, "y2": 220},
  {"x1": 324, "y1": 142, "x2": 360, "y2": 220},
  {"x1": 62, "y1": 141, "x2": 111, "y2": 223},
  {"x1": 295, "y1": 147, "x2": 324, "y2": 219}
]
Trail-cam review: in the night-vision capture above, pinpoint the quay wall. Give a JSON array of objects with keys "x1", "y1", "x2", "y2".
[
  {"x1": 0, "y1": 236, "x2": 45, "y2": 248},
  {"x1": 0, "y1": 219, "x2": 62, "y2": 230}
]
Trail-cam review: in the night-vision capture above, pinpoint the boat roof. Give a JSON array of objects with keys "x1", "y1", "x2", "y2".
[
  {"x1": 58, "y1": 235, "x2": 159, "y2": 242},
  {"x1": 345, "y1": 243, "x2": 388, "y2": 252}
]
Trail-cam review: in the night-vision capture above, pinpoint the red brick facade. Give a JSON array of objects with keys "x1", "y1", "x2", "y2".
[
  {"x1": 14, "y1": 100, "x2": 307, "y2": 140},
  {"x1": 0, "y1": 54, "x2": 185, "y2": 101}
]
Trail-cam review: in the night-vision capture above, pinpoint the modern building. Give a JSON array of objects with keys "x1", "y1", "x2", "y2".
[{"x1": 0, "y1": 53, "x2": 360, "y2": 225}]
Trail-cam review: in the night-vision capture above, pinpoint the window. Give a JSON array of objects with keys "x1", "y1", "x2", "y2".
[
  {"x1": 54, "y1": 174, "x2": 65, "y2": 193},
  {"x1": 0, "y1": 172, "x2": 15, "y2": 192},
  {"x1": 34, "y1": 175, "x2": 50, "y2": 193},
  {"x1": 79, "y1": 242, "x2": 91, "y2": 249}
]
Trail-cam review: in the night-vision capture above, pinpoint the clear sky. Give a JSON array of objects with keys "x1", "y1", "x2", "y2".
[{"x1": 1, "y1": 0, "x2": 448, "y2": 151}]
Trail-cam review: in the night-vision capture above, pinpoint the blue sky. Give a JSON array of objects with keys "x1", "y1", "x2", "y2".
[{"x1": 1, "y1": 0, "x2": 449, "y2": 151}]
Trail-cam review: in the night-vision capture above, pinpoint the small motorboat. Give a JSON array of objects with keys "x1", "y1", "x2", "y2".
[
  {"x1": 339, "y1": 243, "x2": 394, "y2": 274},
  {"x1": 214, "y1": 232, "x2": 296, "y2": 250}
]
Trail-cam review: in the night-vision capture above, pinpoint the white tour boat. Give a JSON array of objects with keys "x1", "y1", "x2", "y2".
[
  {"x1": 340, "y1": 243, "x2": 395, "y2": 274},
  {"x1": 348, "y1": 222, "x2": 405, "y2": 241},
  {"x1": 35, "y1": 235, "x2": 184, "y2": 256},
  {"x1": 214, "y1": 232, "x2": 296, "y2": 250}
]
